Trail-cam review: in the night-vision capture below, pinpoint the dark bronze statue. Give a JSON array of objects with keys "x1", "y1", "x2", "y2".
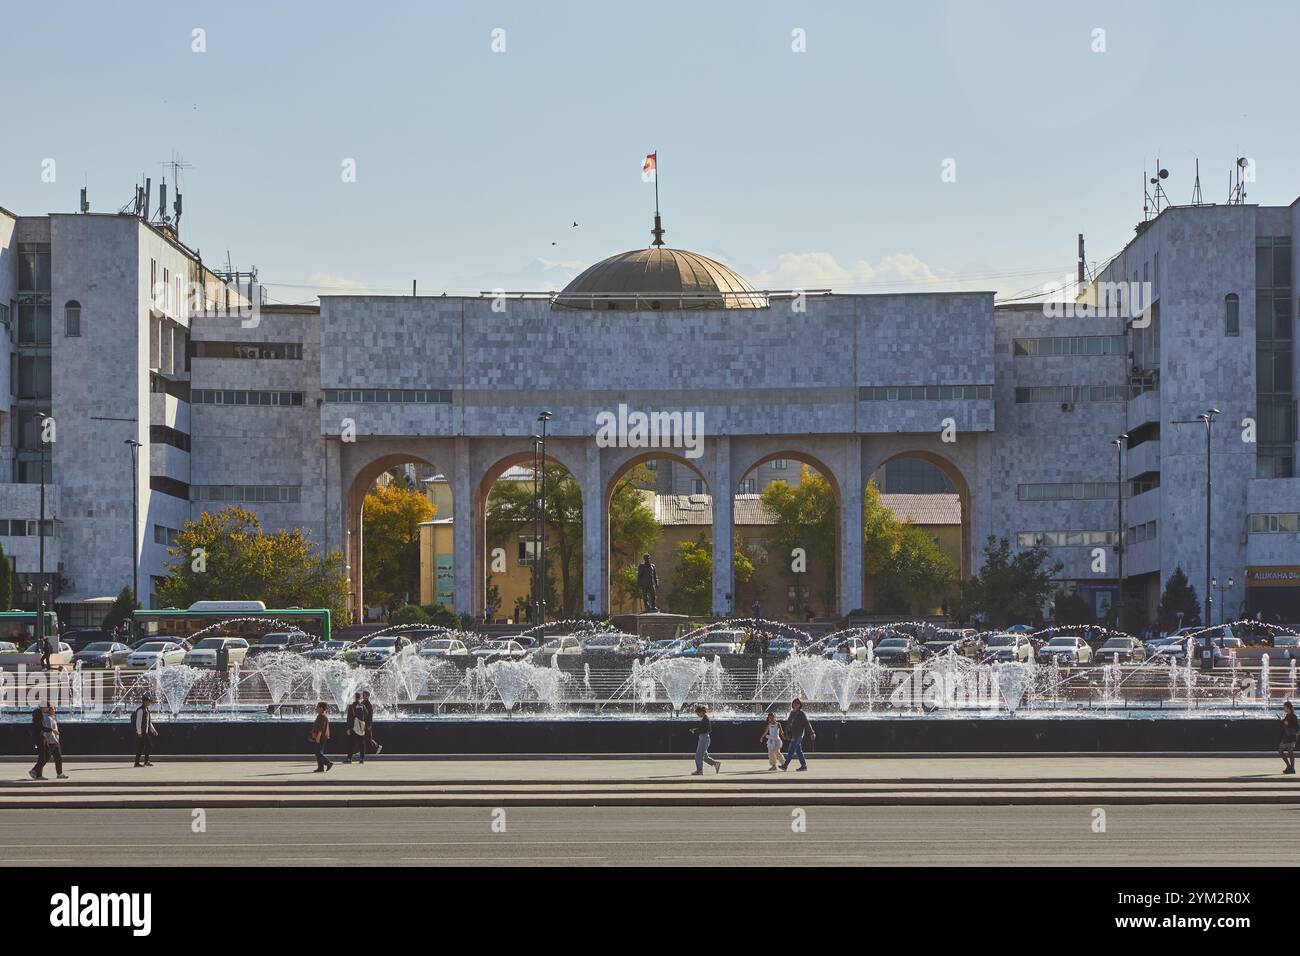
[{"x1": 636, "y1": 554, "x2": 658, "y2": 612}]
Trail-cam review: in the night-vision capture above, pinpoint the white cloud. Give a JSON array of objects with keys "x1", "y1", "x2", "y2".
[{"x1": 753, "y1": 252, "x2": 945, "y2": 293}]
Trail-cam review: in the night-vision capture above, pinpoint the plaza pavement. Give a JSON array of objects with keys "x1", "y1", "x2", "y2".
[{"x1": 2, "y1": 755, "x2": 1299, "y2": 808}]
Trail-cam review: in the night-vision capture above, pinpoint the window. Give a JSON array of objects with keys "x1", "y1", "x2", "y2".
[
  {"x1": 192, "y1": 389, "x2": 304, "y2": 406},
  {"x1": 770, "y1": 459, "x2": 788, "y2": 471},
  {"x1": 17, "y1": 355, "x2": 51, "y2": 399},
  {"x1": 190, "y1": 484, "x2": 301, "y2": 504},
  {"x1": 1018, "y1": 482, "x2": 1120, "y2": 501},
  {"x1": 64, "y1": 301, "x2": 81, "y2": 338},
  {"x1": 1017, "y1": 530, "x2": 1119, "y2": 548},
  {"x1": 737, "y1": 479, "x2": 756, "y2": 494},
  {"x1": 1012, "y1": 335, "x2": 1126, "y2": 357},
  {"x1": 689, "y1": 479, "x2": 706, "y2": 495},
  {"x1": 1250, "y1": 513, "x2": 1300, "y2": 533},
  {"x1": 322, "y1": 388, "x2": 451, "y2": 404},
  {"x1": 859, "y1": 384, "x2": 992, "y2": 401},
  {"x1": 1225, "y1": 294, "x2": 1240, "y2": 337},
  {"x1": 191, "y1": 341, "x2": 304, "y2": 360}
]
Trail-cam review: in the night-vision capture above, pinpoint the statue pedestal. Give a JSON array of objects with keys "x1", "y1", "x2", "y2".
[{"x1": 612, "y1": 612, "x2": 690, "y2": 643}]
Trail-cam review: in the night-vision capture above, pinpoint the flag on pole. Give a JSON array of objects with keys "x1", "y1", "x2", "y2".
[{"x1": 642, "y1": 152, "x2": 657, "y2": 175}]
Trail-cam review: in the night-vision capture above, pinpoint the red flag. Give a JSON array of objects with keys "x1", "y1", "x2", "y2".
[{"x1": 642, "y1": 152, "x2": 657, "y2": 173}]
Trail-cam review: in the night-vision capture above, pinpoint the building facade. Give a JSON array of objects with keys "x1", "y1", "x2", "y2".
[{"x1": 1, "y1": 192, "x2": 1297, "y2": 626}]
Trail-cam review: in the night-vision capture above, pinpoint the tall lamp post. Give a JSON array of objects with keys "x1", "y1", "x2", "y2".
[
  {"x1": 1211, "y1": 576, "x2": 1234, "y2": 625},
  {"x1": 1111, "y1": 434, "x2": 1128, "y2": 632},
  {"x1": 126, "y1": 440, "x2": 142, "y2": 610},
  {"x1": 1173, "y1": 408, "x2": 1220, "y2": 667},
  {"x1": 534, "y1": 411, "x2": 552, "y2": 626},
  {"x1": 35, "y1": 412, "x2": 50, "y2": 652}
]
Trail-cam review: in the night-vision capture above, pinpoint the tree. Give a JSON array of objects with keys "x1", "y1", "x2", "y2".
[
  {"x1": 155, "y1": 506, "x2": 350, "y2": 623},
  {"x1": 1052, "y1": 588, "x2": 1095, "y2": 625},
  {"x1": 389, "y1": 604, "x2": 430, "y2": 626},
  {"x1": 362, "y1": 479, "x2": 434, "y2": 612},
  {"x1": 761, "y1": 465, "x2": 838, "y2": 611},
  {"x1": 876, "y1": 523, "x2": 957, "y2": 615},
  {"x1": 957, "y1": 536, "x2": 1062, "y2": 628},
  {"x1": 0, "y1": 543, "x2": 11, "y2": 612},
  {"x1": 101, "y1": 586, "x2": 136, "y2": 630},
  {"x1": 666, "y1": 532, "x2": 755, "y2": 617},
  {"x1": 1157, "y1": 566, "x2": 1202, "y2": 629}
]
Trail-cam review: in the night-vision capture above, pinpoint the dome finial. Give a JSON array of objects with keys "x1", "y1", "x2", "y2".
[
  {"x1": 651, "y1": 212, "x2": 665, "y2": 247},
  {"x1": 643, "y1": 150, "x2": 664, "y2": 246}
]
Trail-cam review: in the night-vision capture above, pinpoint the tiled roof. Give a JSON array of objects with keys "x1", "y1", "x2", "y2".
[{"x1": 654, "y1": 492, "x2": 961, "y2": 526}]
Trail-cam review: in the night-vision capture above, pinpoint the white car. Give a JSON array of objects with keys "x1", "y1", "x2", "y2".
[
  {"x1": 1037, "y1": 635, "x2": 1093, "y2": 665},
  {"x1": 983, "y1": 633, "x2": 1032, "y2": 662},
  {"x1": 127, "y1": 641, "x2": 187, "y2": 669},
  {"x1": 418, "y1": 638, "x2": 469, "y2": 658},
  {"x1": 356, "y1": 635, "x2": 412, "y2": 666},
  {"x1": 825, "y1": 637, "x2": 869, "y2": 662},
  {"x1": 540, "y1": 636, "x2": 583, "y2": 656},
  {"x1": 471, "y1": 640, "x2": 526, "y2": 661},
  {"x1": 696, "y1": 629, "x2": 746, "y2": 656},
  {"x1": 184, "y1": 637, "x2": 250, "y2": 667},
  {"x1": 25, "y1": 641, "x2": 72, "y2": 656}
]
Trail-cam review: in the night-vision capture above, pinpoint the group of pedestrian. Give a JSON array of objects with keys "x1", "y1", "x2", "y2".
[
  {"x1": 310, "y1": 690, "x2": 382, "y2": 772},
  {"x1": 28, "y1": 701, "x2": 67, "y2": 780},
  {"x1": 688, "y1": 698, "x2": 817, "y2": 774}
]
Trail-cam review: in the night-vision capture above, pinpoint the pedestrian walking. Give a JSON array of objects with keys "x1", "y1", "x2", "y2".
[
  {"x1": 780, "y1": 698, "x2": 815, "y2": 771},
  {"x1": 758, "y1": 711, "x2": 785, "y2": 770},
  {"x1": 309, "y1": 702, "x2": 333, "y2": 773},
  {"x1": 344, "y1": 692, "x2": 365, "y2": 764},
  {"x1": 360, "y1": 690, "x2": 382, "y2": 756},
  {"x1": 28, "y1": 701, "x2": 44, "y2": 779},
  {"x1": 688, "y1": 704, "x2": 721, "y2": 775},
  {"x1": 31, "y1": 705, "x2": 67, "y2": 780},
  {"x1": 1280, "y1": 701, "x2": 1298, "y2": 775},
  {"x1": 132, "y1": 695, "x2": 160, "y2": 767}
]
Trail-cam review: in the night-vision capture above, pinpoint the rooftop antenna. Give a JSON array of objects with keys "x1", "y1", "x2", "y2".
[
  {"x1": 1148, "y1": 162, "x2": 1170, "y2": 215},
  {"x1": 1191, "y1": 157, "x2": 1204, "y2": 205},
  {"x1": 644, "y1": 150, "x2": 665, "y2": 246},
  {"x1": 1229, "y1": 156, "x2": 1249, "y2": 204}
]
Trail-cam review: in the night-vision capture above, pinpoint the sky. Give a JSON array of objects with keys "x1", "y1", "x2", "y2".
[{"x1": 3, "y1": 0, "x2": 1297, "y2": 305}]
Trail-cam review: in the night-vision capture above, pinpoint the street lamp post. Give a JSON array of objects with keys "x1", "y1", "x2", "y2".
[
  {"x1": 126, "y1": 440, "x2": 142, "y2": 610},
  {"x1": 1173, "y1": 408, "x2": 1220, "y2": 663},
  {"x1": 1112, "y1": 435, "x2": 1128, "y2": 632},
  {"x1": 534, "y1": 411, "x2": 552, "y2": 626},
  {"x1": 35, "y1": 412, "x2": 50, "y2": 653},
  {"x1": 1211, "y1": 576, "x2": 1235, "y2": 626}
]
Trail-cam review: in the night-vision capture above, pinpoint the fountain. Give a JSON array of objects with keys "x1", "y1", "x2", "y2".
[
  {"x1": 153, "y1": 665, "x2": 207, "y2": 716},
  {"x1": 642, "y1": 657, "x2": 720, "y2": 713}
]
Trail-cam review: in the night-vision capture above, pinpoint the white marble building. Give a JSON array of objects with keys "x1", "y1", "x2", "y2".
[{"x1": 1, "y1": 190, "x2": 1297, "y2": 626}]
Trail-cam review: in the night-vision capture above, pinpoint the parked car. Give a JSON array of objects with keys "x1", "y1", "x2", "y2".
[
  {"x1": 356, "y1": 635, "x2": 413, "y2": 666},
  {"x1": 873, "y1": 636, "x2": 923, "y2": 665},
  {"x1": 246, "y1": 631, "x2": 314, "y2": 658},
  {"x1": 765, "y1": 636, "x2": 800, "y2": 656},
  {"x1": 581, "y1": 634, "x2": 646, "y2": 656},
  {"x1": 305, "y1": 640, "x2": 358, "y2": 662},
  {"x1": 1271, "y1": 634, "x2": 1300, "y2": 660},
  {"x1": 126, "y1": 641, "x2": 187, "y2": 669},
  {"x1": 1095, "y1": 636, "x2": 1146, "y2": 664},
  {"x1": 540, "y1": 636, "x2": 583, "y2": 656},
  {"x1": 472, "y1": 639, "x2": 526, "y2": 662},
  {"x1": 418, "y1": 638, "x2": 469, "y2": 659},
  {"x1": 1150, "y1": 639, "x2": 1191, "y2": 664},
  {"x1": 646, "y1": 638, "x2": 690, "y2": 657},
  {"x1": 696, "y1": 629, "x2": 746, "y2": 656},
  {"x1": 25, "y1": 641, "x2": 73, "y2": 657},
  {"x1": 1037, "y1": 635, "x2": 1093, "y2": 665},
  {"x1": 825, "y1": 637, "x2": 869, "y2": 662},
  {"x1": 71, "y1": 641, "x2": 132, "y2": 668},
  {"x1": 1005, "y1": 624, "x2": 1036, "y2": 634},
  {"x1": 184, "y1": 637, "x2": 250, "y2": 668},
  {"x1": 983, "y1": 633, "x2": 1032, "y2": 662},
  {"x1": 63, "y1": 629, "x2": 117, "y2": 653},
  {"x1": 0, "y1": 641, "x2": 18, "y2": 654}
]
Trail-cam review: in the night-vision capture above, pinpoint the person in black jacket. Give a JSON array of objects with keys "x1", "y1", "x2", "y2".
[
  {"x1": 1280, "y1": 701, "x2": 1298, "y2": 774},
  {"x1": 780, "y1": 698, "x2": 816, "y2": 771},
  {"x1": 28, "y1": 702, "x2": 44, "y2": 779},
  {"x1": 132, "y1": 695, "x2": 159, "y2": 767},
  {"x1": 688, "y1": 704, "x2": 721, "y2": 775},
  {"x1": 344, "y1": 693, "x2": 365, "y2": 764},
  {"x1": 360, "y1": 690, "x2": 382, "y2": 757}
]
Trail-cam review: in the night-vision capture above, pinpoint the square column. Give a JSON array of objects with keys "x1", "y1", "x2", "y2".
[
  {"x1": 452, "y1": 437, "x2": 477, "y2": 617},
  {"x1": 839, "y1": 436, "x2": 865, "y2": 615},
  {"x1": 582, "y1": 442, "x2": 607, "y2": 616},
  {"x1": 711, "y1": 436, "x2": 733, "y2": 616}
]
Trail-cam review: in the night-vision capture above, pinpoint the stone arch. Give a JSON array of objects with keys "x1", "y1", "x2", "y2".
[
  {"x1": 868, "y1": 448, "x2": 973, "y2": 580},
  {"x1": 477, "y1": 450, "x2": 585, "y2": 623},
  {"x1": 341, "y1": 449, "x2": 441, "y2": 622},
  {"x1": 601, "y1": 449, "x2": 712, "y2": 615},
  {"x1": 733, "y1": 448, "x2": 844, "y2": 620}
]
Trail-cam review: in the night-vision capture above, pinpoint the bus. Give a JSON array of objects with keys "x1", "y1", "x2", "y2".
[
  {"x1": 131, "y1": 603, "x2": 331, "y2": 645},
  {"x1": 0, "y1": 611, "x2": 59, "y2": 647}
]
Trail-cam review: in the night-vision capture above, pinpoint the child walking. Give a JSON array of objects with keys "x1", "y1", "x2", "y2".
[{"x1": 759, "y1": 711, "x2": 785, "y2": 770}]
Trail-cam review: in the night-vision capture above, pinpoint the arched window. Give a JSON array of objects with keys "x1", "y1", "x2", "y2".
[
  {"x1": 1225, "y1": 293, "x2": 1239, "y2": 337},
  {"x1": 64, "y1": 300, "x2": 81, "y2": 338}
]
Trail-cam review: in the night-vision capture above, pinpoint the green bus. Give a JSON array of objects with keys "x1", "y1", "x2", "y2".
[
  {"x1": 131, "y1": 602, "x2": 331, "y2": 645},
  {"x1": 0, "y1": 611, "x2": 60, "y2": 646}
]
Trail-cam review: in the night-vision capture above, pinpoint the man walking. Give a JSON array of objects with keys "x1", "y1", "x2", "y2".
[
  {"x1": 31, "y1": 704, "x2": 67, "y2": 780},
  {"x1": 29, "y1": 700, "x2": 44, "y2": 779},
  {"x1": 688, "y1": 704, "x2": 721, "y2": 775},
  {"x1": 132, "y1": 695, "x2": 159, "y2": 767},
  {"x1": 360, "y1": 690, "x2": 382, "y2": 757},
  {"x1": 344, "y1": 692, "x2": 365, "y2": 764},
  {"x1": 1280, "y1": 700, "x2": 1298, "y2": 775},
  {"x1": 780, "y1": 698, "x2": 815, "y2": 772}
]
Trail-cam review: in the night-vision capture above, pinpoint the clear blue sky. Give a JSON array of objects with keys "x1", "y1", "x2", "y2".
[{"x1": 4, "y1": 0, "x2": 1295, "y2": 303}]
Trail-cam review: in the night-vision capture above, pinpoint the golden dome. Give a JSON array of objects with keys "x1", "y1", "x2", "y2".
[{"x1": 553, "y1": 247, "x2": 765, "y2": 311}]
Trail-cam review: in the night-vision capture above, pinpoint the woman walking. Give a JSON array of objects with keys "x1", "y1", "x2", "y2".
[
  {"x1": 689, "y1": 704, "x2": 721, "y2": 775},
  {"x1": 1280, "y1": 700, "x2": 1298, "y2": 774},
  {"x1": 309, "y1": 702, "x2": 334, "y2": 773},
  {"x1": 759, "y1": 711, "x2": 785, "y2": 770}
]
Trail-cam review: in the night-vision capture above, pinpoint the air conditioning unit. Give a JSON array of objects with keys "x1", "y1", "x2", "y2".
[{"x1": 1060, "y1": 402, "x2": 1075, "y2": 412}]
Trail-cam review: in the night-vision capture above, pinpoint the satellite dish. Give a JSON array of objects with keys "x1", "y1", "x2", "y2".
[
  {"x1": 1158, "y1": 168, "x2": 1169, "y2": 179},
  {"x1": 1237, "y1": 157, "x2": 1249, "y2": 167}
]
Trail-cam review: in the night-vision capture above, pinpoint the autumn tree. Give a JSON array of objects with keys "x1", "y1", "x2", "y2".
[
  {"x1": 760, "y1": 465, "x2": 838, "y2": 611},
  {"x1": 363, "y1": 476, "x2": 435, "y2": 612},
  {"x1": 156, "y1": 506, "x2": 350, "y2": 622},
  {"x1": 666, "y1": 532, "x2": 756, "y2": 617}
]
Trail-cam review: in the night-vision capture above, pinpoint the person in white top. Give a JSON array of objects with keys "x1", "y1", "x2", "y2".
[{"x1": 758, "y1": 712, "x2": 786, "y2": 770}]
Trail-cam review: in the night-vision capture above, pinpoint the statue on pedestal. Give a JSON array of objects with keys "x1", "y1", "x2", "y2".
[{"x1": 636, "y1": 554, "x2": 658, "y2": 612}]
